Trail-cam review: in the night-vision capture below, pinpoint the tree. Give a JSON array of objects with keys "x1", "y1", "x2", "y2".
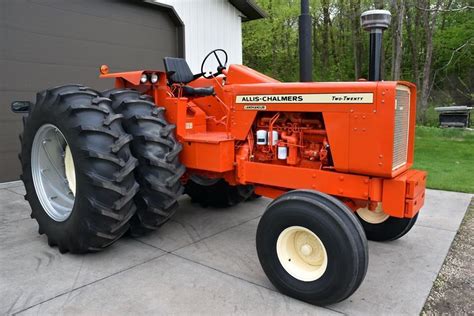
[
  {"x1": 242, "y1": 0, "x2": 473, "y2": 121},
  {"x1": 350, "y1": 0, "x2": 363, "y2": 79},
  {"x1": 391, "y1": 0, "x2": 405, "y2": 80},
  {"x1": 419, "y1": 0, "x2": 443, "y2": 121}
]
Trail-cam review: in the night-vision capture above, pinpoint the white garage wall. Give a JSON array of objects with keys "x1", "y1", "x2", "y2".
[{"x1": 157, "y1": 0, "x2": 243, "y2": 73}]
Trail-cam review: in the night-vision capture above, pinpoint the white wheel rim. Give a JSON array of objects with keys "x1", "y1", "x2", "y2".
[
  {"x1": 357, "y1": 203, "x2": 389, "y2": 224},
  {"x1": 276, "y1": 226, "x2": 328, "y2": 282},
  {"x1": 64, "y1": 145, "x2": 76, "y2": 196}
]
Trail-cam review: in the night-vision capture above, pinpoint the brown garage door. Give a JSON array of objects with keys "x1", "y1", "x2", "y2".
[{"x1": 0, "y1": 0, "x2": 184, "y2": 182}]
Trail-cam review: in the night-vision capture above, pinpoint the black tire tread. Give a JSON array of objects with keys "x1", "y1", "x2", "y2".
[
  {"x1": 257, "y1": 190, "x2": 368, "y2": 305},
  {"x1": 356, "y1": 212, "x2": 419, "y2": 241},
  {"x1": 103, "y1": 89, "x2": 184, "y2": 236},
  {"x1": 19, "y1": 84, "x2": 139, "y2": 253}
]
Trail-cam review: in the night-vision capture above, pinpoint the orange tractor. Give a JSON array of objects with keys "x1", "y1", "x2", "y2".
[{"x1": 12, "y1": 10, "x2": 426, "y2": 306}]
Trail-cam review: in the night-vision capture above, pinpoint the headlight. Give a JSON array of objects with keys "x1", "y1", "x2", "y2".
[
  {"x1": 140, "y1": 74, "x2": 148, "y2": 84},
  {"x1": 150, "y1": 73, "x2": 159, "y2": 84}
]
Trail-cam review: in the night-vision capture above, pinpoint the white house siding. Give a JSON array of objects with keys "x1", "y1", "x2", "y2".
[{"x1": 157, "y1": 0, "x2": 243, "y2": 72}]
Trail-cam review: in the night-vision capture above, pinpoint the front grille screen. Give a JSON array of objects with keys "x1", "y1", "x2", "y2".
[{"x1": 392, "y1": 87, "x2": 410, "y2": 170}]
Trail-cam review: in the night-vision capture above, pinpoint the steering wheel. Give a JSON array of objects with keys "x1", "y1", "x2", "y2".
[{"x1": 201, "y1": 49, "x2": 228, "y2": 79}]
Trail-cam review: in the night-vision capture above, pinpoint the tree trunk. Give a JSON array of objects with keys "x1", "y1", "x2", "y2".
[
  {"x1": 440, "y1": 0, "x2": 453, "y2": 30},
  {"x1": 419, "y1": 0, "x2": 443, "y2": 121},
  {"x1": 321, "y1": 0, "x2": 330, "y2": 69},
  {"x1": 337, "y1": 0, "x2": 346, "y2": 60},
  {"x1": 374, "y1": 0, "x2": 386, "y2": 78},
  {"x1": 391, "y1": 0, "x2": 405, "y2": 80},
  {"x1": 405, "y1": 2, "x2": 420, "y2": 87},
  {"x1": 269, "y1": 0, "x2": 277, "y2": 78},
  {"x1": 329, "y1": 16, "x2": 338, "y2": 67},
  {"x1": 312, "y1": 15, "x2": 319, "y2": 78},
  {"x1": 285, "y1": 20, "x2": 291, "y2": 66},
  {"x1": 350, "y1": 0, "x2": 362, "y2": 79}
]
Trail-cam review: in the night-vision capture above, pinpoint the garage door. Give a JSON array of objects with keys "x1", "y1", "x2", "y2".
[{"x1": 0, "y1": 0, "x2": 184, "y2": 182}]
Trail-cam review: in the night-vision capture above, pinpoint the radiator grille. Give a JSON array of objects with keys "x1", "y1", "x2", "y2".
[{"x1": 392, "y1": 86, "x2": 411, "y2": 170}]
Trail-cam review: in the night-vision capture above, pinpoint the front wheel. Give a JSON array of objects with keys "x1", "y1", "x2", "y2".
[
  {"x1": 356, "y1": 205, "x2": 418, "y2": 241},
  {"x1": 256, "y1": 190, "x2": 368, "y2": 306}
]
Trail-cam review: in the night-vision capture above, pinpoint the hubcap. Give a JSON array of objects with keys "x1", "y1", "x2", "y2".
[
  {"x1": 357, "y1": 203, "x2": 389, "y2": 224},
  {"x1": 31, "y1": 124, "x2": 75, "y2": 222},
  {"x1": 276, "y1": 226, "x2": 328, "y2": 282}
]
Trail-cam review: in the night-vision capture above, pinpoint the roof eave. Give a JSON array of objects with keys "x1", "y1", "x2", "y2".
[{"x1": 228, "y1": 0, "x2": 268, "y2": 21}]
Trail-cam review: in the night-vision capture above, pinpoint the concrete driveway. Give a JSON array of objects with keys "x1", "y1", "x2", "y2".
[{"x1": 1, "y1": 181, "x2": 471, "y2": 315}]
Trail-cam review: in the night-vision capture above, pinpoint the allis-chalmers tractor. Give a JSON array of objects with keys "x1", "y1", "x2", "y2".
[{"x1": 12, "y1": 10, "x2": 426, "y2": 306}]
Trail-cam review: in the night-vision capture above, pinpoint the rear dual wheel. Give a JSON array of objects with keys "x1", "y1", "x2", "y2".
[
  {"x1": 256, "y1": 190, "x2": 368, "y2": 305},
  {"x1": 20, "y1": 85, "x2": 139, "y2": 253},
  {"x1": 103, "y1": 89, "x2": 185, "y2": 236},
  {"x1": 20, "y1": 86, "x2": 184, "y2": 253}
]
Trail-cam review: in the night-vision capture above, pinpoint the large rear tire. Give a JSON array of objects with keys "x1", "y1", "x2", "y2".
[
  {"x1": 20, "y1": 85, "x2": 139, "y2": 253},
  {"x1": 103, "y1": 89, "x2": 185, "y2": 236},
  {"x1": 185, "y1": 176, "x2": 254, "y2": 208},
  {"x1": 256, "y1": 190, "x2": 368, "y2": 305}
]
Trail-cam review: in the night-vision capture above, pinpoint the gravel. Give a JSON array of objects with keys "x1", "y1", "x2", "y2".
[{"x1": 422, "y1": 197, "x2": 474, "y2": 314}]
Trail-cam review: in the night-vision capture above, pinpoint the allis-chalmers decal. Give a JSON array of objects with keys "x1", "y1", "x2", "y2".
[{"x1": 236, "y1": 93, "x2": 374, "y2": 105}]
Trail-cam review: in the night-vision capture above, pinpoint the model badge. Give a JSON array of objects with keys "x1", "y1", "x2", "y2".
[{"x1": 244, "y1": 105, "x2": 267, "y2": 110}]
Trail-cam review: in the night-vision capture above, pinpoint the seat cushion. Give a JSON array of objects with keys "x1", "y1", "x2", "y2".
[{"x1": 183, "y1": 85, "x2": 215, "y2": 97}]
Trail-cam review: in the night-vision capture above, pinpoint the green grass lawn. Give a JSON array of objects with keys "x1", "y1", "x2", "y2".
[{"x1": 413, "y1": 126, "x2": 474, "y2": 193}]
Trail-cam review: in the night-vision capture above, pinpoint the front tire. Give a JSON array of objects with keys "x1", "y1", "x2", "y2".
[
  {"x1": 20, "y1": 85, "x2": 139, "y2": 253},
  {"x1": 256, "y1": 190, "x2": 368, "y2": 305},
  {"x1": 356, "y1": 206, "x2": 418, "y2": 241}
]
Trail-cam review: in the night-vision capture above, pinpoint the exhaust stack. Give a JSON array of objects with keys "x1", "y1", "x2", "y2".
[
  {"x1": 299, "y1": 0, "x2": 313, "y2": 82},
  {"x1": 361, "y1": 10, "x2": 391, "y2": 81}
]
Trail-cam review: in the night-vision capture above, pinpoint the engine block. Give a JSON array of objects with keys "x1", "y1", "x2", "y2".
[{"x1": 252, "y1": 112, "x2": 332, "y2": 169}]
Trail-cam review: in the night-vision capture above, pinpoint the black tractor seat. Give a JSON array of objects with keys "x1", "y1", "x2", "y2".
[
  {"x1": 182, "y1": 86, "x2": 214, "y2": 97},
  {"x1": 163, "y1": 57, "x2": 214, "y2": 97}
]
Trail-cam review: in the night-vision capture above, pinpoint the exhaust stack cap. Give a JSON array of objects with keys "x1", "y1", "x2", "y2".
[{"x1": 361, "y1": 10, "x2": 391, "y2": 32}]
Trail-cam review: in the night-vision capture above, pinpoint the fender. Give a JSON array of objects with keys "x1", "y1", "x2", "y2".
[{"x1": 98, "y1": 65, "x2": 163, "y2": 87}]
